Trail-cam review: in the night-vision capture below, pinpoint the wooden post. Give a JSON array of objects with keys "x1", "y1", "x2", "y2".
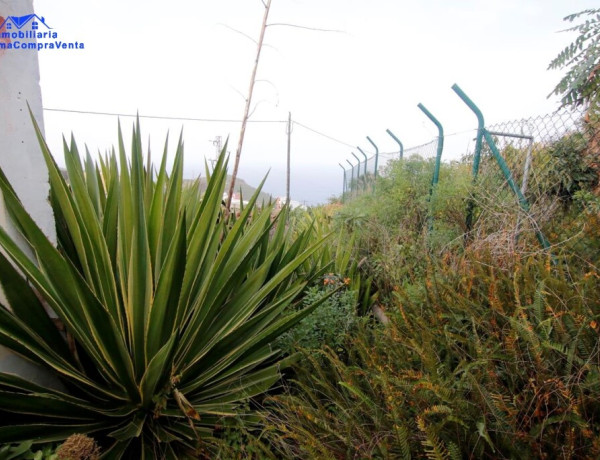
[{"x1": 226, "y1": 0, "x2": 272, "y2": 211}]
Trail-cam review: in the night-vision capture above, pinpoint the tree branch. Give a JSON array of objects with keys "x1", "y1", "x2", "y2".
[
  {"x1": 267, "y1": 23, "x2": 346, "y2": 34},
  {"x1": 217, "y1": 23, "x2": 278, "y2": 51},
  {"x1": 217, "y1": 23, "x2": 258, "y2": 45}
]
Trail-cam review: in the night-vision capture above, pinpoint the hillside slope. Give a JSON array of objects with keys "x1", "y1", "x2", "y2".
[{"x1": 184, "y1": 175, "x2": 273, "y2": 204}]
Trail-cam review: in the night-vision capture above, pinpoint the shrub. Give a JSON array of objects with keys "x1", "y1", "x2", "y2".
[
  {"x1": 335, "y1": 157, "x2": 470, "y2": 300},
  {"x1": 276, "y1": 274, "x2": 360, "y2": 354},
  {"x1": 0, "y1": 441, "x2": 59, "y2": 460},
  {"x1": 537, "y1": 132, "x2": 598, "y2": 203},
  {"x1": 0, "y1": 118, "x2": 329, "y2": 457},
  {"x1": 264, "y1": 252, "x2": 600, "y2": 459}
]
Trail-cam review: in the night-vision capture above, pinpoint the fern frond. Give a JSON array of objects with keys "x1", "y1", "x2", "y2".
[{"x1": 417, "y1": 416, "x2": 450, "y2": 460}]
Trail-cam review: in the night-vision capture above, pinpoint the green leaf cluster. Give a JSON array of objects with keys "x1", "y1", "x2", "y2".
[
  {"x1": 0, "y1": 441, "x2": 57, "y2": 460},
  {"x1": 336, "y1": 156, "x2": 469, "y2": 297},
  {"x1": 264, "y1": 252, "x2": 600, "y2": 459},
  {"x1": 0, "y1": 116, "x2": 328, "y2": 457},
  {"x1": 276, "y1": 274, "x2": 361, "y2": 354},
  {"x1": 548, "y1": 8, "x2": 600, "y2": 108}
]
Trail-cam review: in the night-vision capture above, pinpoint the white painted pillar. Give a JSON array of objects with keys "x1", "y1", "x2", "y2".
[
  {"x1": 0, "y1": 0, "x2": 55, "y2": 243},
  {"x1": 0, "y1": 0, "x2": 60, "y2": 388}
]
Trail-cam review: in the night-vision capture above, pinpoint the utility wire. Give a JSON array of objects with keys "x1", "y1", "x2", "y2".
[
  {"x1": 43, "y1": 107, "x2": 469, "y2": 157},
  {"x1": 43, "y1": 107, "x2": 360, "y2": 149},
  {"x1": 292, "y1": 120, "x2": 355, "y2": 148},
  {"x1": 43, "y1": 107, "x2": 286, "y2": 123}
]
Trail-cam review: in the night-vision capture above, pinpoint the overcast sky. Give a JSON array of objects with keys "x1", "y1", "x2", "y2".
[{"x1": 34, "y1": 0, "x2": 597, "y2": 205}]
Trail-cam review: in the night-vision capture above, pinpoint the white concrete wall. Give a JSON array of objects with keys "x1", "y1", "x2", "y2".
[
  {"x1": 0, "y1": 0, "x2": 55, "y2": 244},
  {"x1": 0, "y1": 0, "x2": 60, "y2": 388}
]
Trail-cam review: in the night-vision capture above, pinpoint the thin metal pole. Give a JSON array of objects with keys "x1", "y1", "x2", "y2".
[
  {"x1": 356, "y1": 147, "x2": 368, "y2": 190},
  {"x1": 487, "y1": 130, "x2": 534, "y2": 141},
  {"x1": 366, "y1": 136, "x2": 379, "y2": 179},
  {"x1": 386, "y1": 129, "x2": 404, "y2": 160},
  {"x1": 521, "y1": 136, "x2": 534, "y2": 196},
  {"x1": 357, "y1": 146, "x2": 368, "y2": 180},
  {"x1": 339, "y1": 163, "x2": 347, "y2": 201},
  {"x1": 515, "y1": 131, "x2": 534, "y2": 245},
  {"x1": 483, "y1": 129, "x2": 553, "y2": 253},
  {"x1": 482, "y1": 129, "x2": 535, "y2": 194},
  {"x1": 286, "y1": 112, "x2": 291, "y2": 205},
  {"x1": 351, "y1": 152, "x2": 362, "y2": 191},
  {"x1": 346, "y1": 159, "x2": 355, "y2": 194}
]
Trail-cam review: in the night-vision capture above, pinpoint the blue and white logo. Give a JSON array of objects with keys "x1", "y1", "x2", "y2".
[{"x1": 0, "y1": 14, "x2": 84, "y2": 51}]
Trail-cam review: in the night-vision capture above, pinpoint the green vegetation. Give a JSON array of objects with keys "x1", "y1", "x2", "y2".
[
  {"x1": 2, "y1": 118, "x2": 599, "y2": 458},
  {"x1": 0, "y1": 441, "x2": 58, "y2": 460},
  {"x1": 275, "y1": 273, "x2": 360, "y2": 355},
  {"x1": 548, "y1": 8, "x2": 600, "y2": 109},
  {"x1": 1, "y1": 10, "x2": 599, "y2": 456},
  {"x1": 0, "y1": 118, "x2": 331, "y2": 457},
  {"x1": 255, "y1": 143, "x2": 598, "y2": 459},
  {"x1": 265, "y1": 252, "x2": 600, "y2": 458}
]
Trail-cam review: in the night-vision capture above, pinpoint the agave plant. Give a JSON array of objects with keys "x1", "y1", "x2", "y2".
[{"x1": 0, "y1": 117, "x2": 328, "y2": 458}]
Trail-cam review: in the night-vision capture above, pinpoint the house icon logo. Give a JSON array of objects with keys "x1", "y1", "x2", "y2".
[
  {"x1": 0, "y1": 13, "x2": 83, "y2": 52},
  {"x1": 0, "y1": 14, "x2": 51, "y2": 31}
]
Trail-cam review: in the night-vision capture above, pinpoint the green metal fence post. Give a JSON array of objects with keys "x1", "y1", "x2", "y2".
[
  {"x1": 339, "y1": 163, "x2": 347, "y2": 202},
  {"x1": 356, "y1": 148, "x2": 368, "y2": 190},
  {"x1": 346, "y1": 159, "x2": 355, "y2": 195},
  {"x1": 386, "y1": 129, "x2": 404, "y2": 160},
  {"x1": 351, "y1": 152, "x2": 362, "y2": 191},
  {"x1": 451, "y1": 84, "x2": 484, "y2": 178},
  {"x1": 452, "y1": 84, "x2": 484, "y2": 240},
  {"x1": 357, "y1": 146, "x2": 368, "y2": 179},
  {"x1": 417, "y1": 103, "x2": 444, "y2": 232},
  {"x1": 481, "y1": 131, "x2": 529, "y2": 212},
  {"x1": 417, "y1": 103, "x2": 444, "y2": 188},
  {"x1": 451, "y1": 84, "x2": 551, "y2": 252},
  {"x1": 366, "y1": 136, "x2": 379, "y2": 180}
]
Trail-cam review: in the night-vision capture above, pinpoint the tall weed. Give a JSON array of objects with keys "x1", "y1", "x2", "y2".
[{"x1": 264, "y1": 252, "x2": 600, "y2": 459}]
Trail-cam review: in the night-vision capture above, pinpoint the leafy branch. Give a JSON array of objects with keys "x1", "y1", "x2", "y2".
[{"x1": 548, "y1": 8, "x2": 600, "y2": 108}]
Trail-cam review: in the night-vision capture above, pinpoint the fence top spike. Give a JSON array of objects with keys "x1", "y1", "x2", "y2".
[
  {"x1": 451, "y1": 83, "x2": 485, "y2": 129},
  {"x1": 417, "y1": 103, "x2": 444, "y2": 136},
  {"x1": 366, "y1": 136, "x2": 379, "y2": 152}
]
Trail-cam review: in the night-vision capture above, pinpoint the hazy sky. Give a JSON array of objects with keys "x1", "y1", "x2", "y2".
[{"x1": 33, "y1": 0, "x2": 597, "y2": 204}]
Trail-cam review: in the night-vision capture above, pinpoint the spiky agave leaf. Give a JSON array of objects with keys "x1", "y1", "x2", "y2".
[{"x1": 0, "y1": 114, "x2": 328, "y2": 457}]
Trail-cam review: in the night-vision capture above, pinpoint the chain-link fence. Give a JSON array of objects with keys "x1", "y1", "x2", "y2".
[
  {"x1": 465, "y1": 106, "x2": 597, "y2": 251},
  {"x1": 481, "y1": 107, "x2": 587, "y2": 197},
  {"x1": 404, "y1": 139, "x2": 439, "y2": 160},
  {"x1": 341, "y1": 104, "x2": 600, "y2": 253},
  {"x1": 342, "y1": 139, "x2": 440, "y2": 198},
  {"x1": 343, "y1": 108, "x2": 591, "y2": 196},
  {"x1": 343, "y1": 160, "x2": 368, "y2": 194}
]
